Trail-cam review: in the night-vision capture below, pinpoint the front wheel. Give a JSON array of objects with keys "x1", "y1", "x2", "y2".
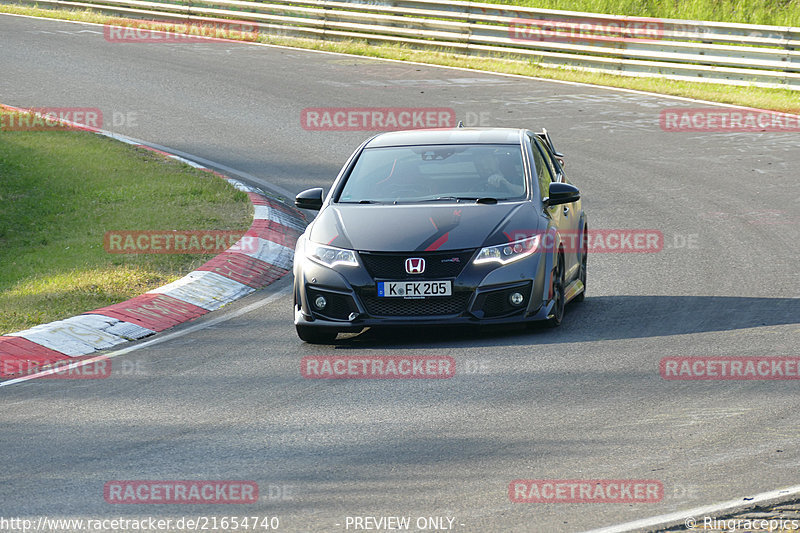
[
  {"x1": 296, "y1": 325, "x2": 338, "y2": 344},
  {"x1": 546, "y1": 254, "x2": 565, "y2": 328}
]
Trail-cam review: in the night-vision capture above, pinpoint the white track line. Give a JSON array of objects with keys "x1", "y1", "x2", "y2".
[
  {"x1": 0, "y1": 286, "x2": 290, "y2": 388},
  {"x1": 2, "y1": 12, "x2": 798, "y2": 118},
  {"x1": 584, "y1": 485, "x2": 800, "y2": 533}
]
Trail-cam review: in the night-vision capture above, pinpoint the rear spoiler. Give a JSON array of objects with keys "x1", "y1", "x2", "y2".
[{"x1": 534, "y1": 128, "x2": 564, "y2": 158}]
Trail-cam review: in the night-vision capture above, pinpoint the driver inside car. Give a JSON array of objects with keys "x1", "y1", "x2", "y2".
[{"x1": 474, "y1": 151, "x2": 525, "y2": 197}]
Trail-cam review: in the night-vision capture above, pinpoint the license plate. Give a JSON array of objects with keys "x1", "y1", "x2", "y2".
[{"x1": 377, "y1": 280, "x2": 452, "y2": 298}]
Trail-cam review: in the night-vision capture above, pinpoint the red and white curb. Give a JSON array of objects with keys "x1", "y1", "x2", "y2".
[{"x1": 0, "y1": 104, "x2": 306, "y2": 379}]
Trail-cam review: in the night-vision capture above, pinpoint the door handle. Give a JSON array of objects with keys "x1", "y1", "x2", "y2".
[{"x1": 563, "y1": 206, "x2": 570, "y2": 216}]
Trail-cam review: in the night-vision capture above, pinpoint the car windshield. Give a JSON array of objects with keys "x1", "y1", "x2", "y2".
[{"x1": 337, "y1": 144, "x2": 526, "y2": 203}]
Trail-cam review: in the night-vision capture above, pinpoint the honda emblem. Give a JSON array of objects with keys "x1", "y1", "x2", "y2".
[{"x1": 405, "y1": 258, "x2": 426, "y2": 274}]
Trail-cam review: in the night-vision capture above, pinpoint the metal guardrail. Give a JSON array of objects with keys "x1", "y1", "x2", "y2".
[{"x1": 10, "y1": 0, "x2": 800, "y2": 89}]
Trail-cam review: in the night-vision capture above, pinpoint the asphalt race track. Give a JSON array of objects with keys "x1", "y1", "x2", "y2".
[{"x1": 1, "y1": 13, "x2": 799, "y2": 532}]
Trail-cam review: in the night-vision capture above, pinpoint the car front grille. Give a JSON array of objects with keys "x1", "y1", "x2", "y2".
[
  {"x1": 359, "y1": 292, "x2": 471, "y2": 317},
  {"x1": 358, "y1": 250, "x2": 475, "y2": 280}
]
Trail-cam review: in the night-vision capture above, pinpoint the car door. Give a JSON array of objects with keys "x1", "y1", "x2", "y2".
[
  {"x1": 531, "y1": 136, "x2": 580, "y2": 279},
  {"x1": 543, "y1": 142, "x2": 583, "y2": 281}
]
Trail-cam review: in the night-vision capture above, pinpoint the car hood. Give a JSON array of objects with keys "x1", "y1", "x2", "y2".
[{"x1": 307, "y1": 203, "x2": 537, "y2": 252}]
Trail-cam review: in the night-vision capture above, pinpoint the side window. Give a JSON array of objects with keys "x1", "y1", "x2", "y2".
[
  {"x1": 534, "y1": 138, "x2": 560, "y2": 182},
  {"x1": 528, "y1": 134, "x2": 553, "y2": 199}
]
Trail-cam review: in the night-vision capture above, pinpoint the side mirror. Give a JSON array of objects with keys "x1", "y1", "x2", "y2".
[
  {"x1": 544, "y1": 182, "x2": 580, "y2": 207},
  {"x1": 295, "y1": 187, "x2": 324, "y2": 210}
]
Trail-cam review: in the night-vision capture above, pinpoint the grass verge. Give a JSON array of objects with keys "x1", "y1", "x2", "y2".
[
  {"x1": 472, "y1": 0, "x2": 800, "y2": 27},
  {"x1": 0, "y1": 4, "x2": 797, "y2": 113},
  {"x1": 0, "y1": 110, "x2": 252, "y2": 335}
]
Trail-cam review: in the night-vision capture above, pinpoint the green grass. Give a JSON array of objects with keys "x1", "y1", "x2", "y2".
[
  {"x1": 1, "y1": 4, "x2": 797, "y2": 113},
  {"x1": 0, "y1": 113, "x2": 252, "y2": 334},
  {"x1": 471, "y1": 0, "x2": 800, "y2": 27}
]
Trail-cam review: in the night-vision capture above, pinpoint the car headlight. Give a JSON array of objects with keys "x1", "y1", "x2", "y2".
[
  {"x1": 474, "y1": 235, "x2": 541, "y2": 265},
  {"x1": 307, "y1": 243, "x2": 359, "y2": 268}
]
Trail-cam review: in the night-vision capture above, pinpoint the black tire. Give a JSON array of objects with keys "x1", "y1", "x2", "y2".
[
  {"x1": 573, "y1": 225, "x2": 588, "y2": 303},
  {"x1": 546, "y1": 254, "x2": 565, "y2": 328},
  {"x1": 296, "y1": 325, "x2": 338, "y2": 344}
]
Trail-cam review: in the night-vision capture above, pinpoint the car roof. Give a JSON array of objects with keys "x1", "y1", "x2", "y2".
[{"x1": 364, "y1": 128, "x2": 524, "y2": 148}]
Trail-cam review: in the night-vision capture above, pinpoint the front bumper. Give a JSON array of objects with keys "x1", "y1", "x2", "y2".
[{"x1": 294, "y1": 243, "x2": 554, "y2": 329}]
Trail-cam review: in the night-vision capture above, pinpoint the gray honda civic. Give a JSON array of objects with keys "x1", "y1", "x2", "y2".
[{"x1": 292, "y1": 127, "x2": 587, "y2": 343}]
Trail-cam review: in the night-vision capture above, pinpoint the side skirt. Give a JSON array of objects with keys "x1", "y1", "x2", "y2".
[{"x1": 563, "y1": 279, "x2": 585, "y2": 304}]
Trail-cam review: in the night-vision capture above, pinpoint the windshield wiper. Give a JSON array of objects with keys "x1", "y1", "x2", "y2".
[
  {"x1": 418, "y1": 196, "x2": 473, "y2": 202},
  {"x1": 418, "y1": 196, "x2": 498, "y2": 204},
  {"x1": 424, "y1": 196, "x2": 461, "y2": 202}
]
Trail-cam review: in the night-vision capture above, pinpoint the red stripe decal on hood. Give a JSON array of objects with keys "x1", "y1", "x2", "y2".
[{"x1": 425, "y1": 232, "x2": 449, "y2": 251}]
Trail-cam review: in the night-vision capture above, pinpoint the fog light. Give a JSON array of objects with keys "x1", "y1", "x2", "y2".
[
  {"x1": 314, "y1": 295, "x2": 327, "y2": 310},
  {"x1": 509, "y1": 292, "x2": 524, "y2": 306}
]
